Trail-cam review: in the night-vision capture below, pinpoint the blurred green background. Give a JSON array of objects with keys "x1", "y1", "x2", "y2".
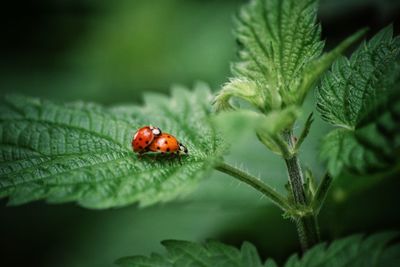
[{"x1": 1, "y1": 0, "x2": 400, "y2": 266}]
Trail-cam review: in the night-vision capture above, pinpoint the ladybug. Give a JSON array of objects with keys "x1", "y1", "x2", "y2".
[
  {"x1": 132, "y1": 125, "x2": 162, "y2": 153},
  {"x1": 148, "y1": 133, "x2": 188, "y2": 156}
]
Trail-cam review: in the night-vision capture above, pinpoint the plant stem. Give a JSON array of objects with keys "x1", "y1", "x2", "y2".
[
  {"x1": 283, "y1": 130, "x2": 320, "y2": 251},
  {"x1": 215, "y1": 162, "x2": 292, "y2": 211},
  {"x1": 312, "y1": 173, "x2": 333, "y2": 215}
]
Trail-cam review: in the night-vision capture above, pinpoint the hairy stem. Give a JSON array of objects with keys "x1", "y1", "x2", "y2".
[
  {"x1": 283, "y1": 130, "x2": 320, "y2": 251},
  {"x1": 215, "y1": 162, "x2": 292, "y2": 211}
]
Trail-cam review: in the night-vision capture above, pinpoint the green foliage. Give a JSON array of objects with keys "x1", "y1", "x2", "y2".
[
  {"x1": 285, "y1": 232, "x2": 400, "y2": 267},
  {"x1": 213, "y1": 78, "x2": 265, "y2": 112},
  {"x1": 256, "y1": 106, "x2": 301, "y2": 157},
  {"x1": 214, "y1": 0, "x2": 365, "y2": 113},
  {"x1": 297, "y1": 28, "x2": 368, "y2": 106},
  {"x1": 317, "y1": 26, "x2": 400, "y2": 176},
  {"x1": 213, "y1": 106, "x2": 300, "y2": 157},
  {"x1": 0, "y1": 84, "x2": 223, "y2": 208},
  {"x1": 212, "y1": 0, "x2": 370, "y2": 250},
  {"x1": 294, "y1": 113, "x2": 314, "y2": 152},
  {"x1": 116, "y1": 240, "x2": 266, "y2": 267},
  {"x1": 317, "y1": 26, "x2": 399, "y2": 128},
  {"x1": 117, "y1": 232, "x2": 400, "y2": 267},
  {"x1": 232, "y1": 0, "x2": 323, "y2": 110}
]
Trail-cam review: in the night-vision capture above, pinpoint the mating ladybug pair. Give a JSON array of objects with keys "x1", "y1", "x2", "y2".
[{"x1": 132, "y1": 126, "x2": 188, "y2": 158}]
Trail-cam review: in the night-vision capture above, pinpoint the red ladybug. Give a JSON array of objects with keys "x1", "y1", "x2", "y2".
[
  {"x1": 148, "y1": 133, "x2": 188, "y2": 155},
  {"x1": 132, "y1": 125, "x2": 161, "y2": 153}
]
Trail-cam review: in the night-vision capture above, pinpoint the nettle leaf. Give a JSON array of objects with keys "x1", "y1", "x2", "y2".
[
  {"x1": 256, "y1": 106, "x2": 301, "y2": 156},
  {"x1": 317, "y1": 26, "x2": 400, "y2": 176},
  {"x1": 0, "y1": 83, "x2": 223, "y2": 208},
  {"x1": 232, "y1": 0, "x2": 323, "y2": 109},
  {"x1": 116, "y1": 240, "x2": 266, "y2": 267},
  {"x1": 216, "y1": 0, "x2": 365, "y2": 113},
  {"x1": 213, "y1": 78, "x2": 266, "y2": 112},
  {"x1": 285, "y1": 232, "x2": 400, "y2": 267},
  {"x1": 116, "y1": 232, "x2": 400, "y2": 267},
  {"x1": 317, "y1": 26, "x2": 400, "y2": 128},
  {"x1": 212, "y1": 107, "x2": 300, "y2": 156},
  {"x1": 320, "y1": 94, "x2": 400, "y2": 176}
]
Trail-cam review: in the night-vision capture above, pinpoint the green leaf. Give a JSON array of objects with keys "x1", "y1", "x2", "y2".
[
  {"x1": 294, "y1": 112, "x2": 313, "y2": 152},
  {"x1": 285, "y1": 232, "x2": 400, "y2": 267},
  {"x1": 256, "y1": 106, "x2": 301, "y2": 157},
  {"x1": 232, "y1": 0, "x2": 323, "y2": 109},
  {"x1": 258, "y1": 106, "x2": 301, "y2": 135},
  {"x1": 116, "y1": 240, "x2": 265, "y2": 267},
  {"x1": 297, "y1": 28, "x2": 368, "y2": 104},
  {"x1": 116, "y1": 232, "x2": 400, "y2": 267},
  {"x1": 316, "y1": 25, "x2": 400, "y2": 128},
  {"x1": 213, "y1": 78, "x2": 266, "y2": 112},
  {"x1": 0, "y1": 83, "x2": 224, "y2": 208},
  {"x1": 317, "y1": 26, "x2": 400, "y2": 176},
  {"x1": 212, "y1": 106, "x2": 301, "y2": 157},
  {"x1": 320, "y1": 94, "x2": 400, "y2": 176},
  {"x1": 219, "y1": 0, "x2": 365, "y2": 113}
]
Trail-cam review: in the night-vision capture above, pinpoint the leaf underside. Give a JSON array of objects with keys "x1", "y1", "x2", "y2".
[
  {"x1": 316, "y1": 26, "x2": 400, "y2": 176},
  {"x1": 0, "y1": 83, "x2": 223, "y2": 208},
  {"x1": 116, "y1": 232, "x2": 400, "y2": 267}
]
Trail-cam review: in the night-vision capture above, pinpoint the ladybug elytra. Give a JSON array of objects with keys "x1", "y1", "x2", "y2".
[
  {"x1": 132, "y1": 126, "x2": 188, "y2": 158},
  {"x1": 148, "y1": 133, "x2": 188, "y2": 155},
  {"x1": 131, "y1": 125, "x2": 162, "y2": 153}
]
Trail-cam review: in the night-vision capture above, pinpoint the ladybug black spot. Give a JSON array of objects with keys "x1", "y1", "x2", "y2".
[
  {"x1": 167, "y1": 136, "x2": 171, "y2": 138},
  {"x1": 139, "y1": 138, "x2": 142, "y2": 141},
  {"x1": 145, "y1": 141, "x2": 149, "y2": 144},
  {"x1": 164, "y1": 141, "x2": 168, "y2": 144},
  {"x1": 157, "y1": 146, "x2": 160, "y2": 150},
  {"x1": 167, "y1": 148, "x2": 170, "y2": 152}
]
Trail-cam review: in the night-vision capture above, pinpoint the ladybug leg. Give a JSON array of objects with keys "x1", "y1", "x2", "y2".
[
  {"x1": 176, "y1": 153, "x2": 182, "y2": 165},
  {"x1": 167, "y1": 153, "x2": 174, "y2": 165},
  {"x1": 138, "y1": 148, "x2": 149, "y2": 161},
  {"x1": 153, "y1": 152, "x2": 165, "y2": 161},
  {"x1": 152, "y1": 153, "x2": 158, "y2": 161},
  {"x1": 164, "y1": 153, "x2": 171, "y2": 165}
]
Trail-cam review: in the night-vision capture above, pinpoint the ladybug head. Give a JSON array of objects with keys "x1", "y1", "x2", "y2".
[
  {"x1": 149, "y1": 125, "x2": 161, "y2": 136},
  {"x1": 178, "y1": 143, "x2": 188, "y2": 155}
]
